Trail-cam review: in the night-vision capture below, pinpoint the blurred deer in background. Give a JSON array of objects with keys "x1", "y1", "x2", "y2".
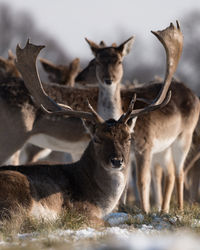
[
  {"x1": 184, "y1": 114, "x2": 200, "y2": 203},
  {"x1": 0, "y1": 50, "x2": 21, "y2": 80},
  {"x1": 40, "y1": 57, "x2": 80, "y2": 87}
]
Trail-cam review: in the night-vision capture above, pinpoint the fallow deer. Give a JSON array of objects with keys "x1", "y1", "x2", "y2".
[
  {"x1": 0, "y1": 50, "x2": 21, "y2": 80},
  {"x1": 184, "y1": 115, "x2": 200, "y2": 203},
  {"x1": 0, "y1": 64, "x2": 170, "y2": 221},
  {"x1": 79, "y1": 22, "x2": 200, "y2": 213},
  {"x1": 40, "y1": 57, "x2": 80, "y2": 87}
]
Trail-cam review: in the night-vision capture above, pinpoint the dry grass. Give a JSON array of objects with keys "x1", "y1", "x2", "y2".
[
  {"x1": 0, "y1": 201, "x2": 199, "y2": 250},
  {"x1": 121, "y1": 201, "x2": 200, "y2": 233},
  {"x1": 0, "y1": 207, "x2": 94, "y2": 242}
]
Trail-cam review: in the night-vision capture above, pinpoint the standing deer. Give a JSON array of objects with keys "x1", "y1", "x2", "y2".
[
  {"x1": 0, "y1": 50, "x2": 170, "y2": 221},
  {"x1": 78, "y1": 22, "x2": 200, "y2": 213},
  {"x1": 184, "y1": 114, "x2": 200, "y2": 203}
]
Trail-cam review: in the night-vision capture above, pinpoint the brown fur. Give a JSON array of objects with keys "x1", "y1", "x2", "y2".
[
  {"x1": 40, "y1": 57, "x2": 80, "y2": 87},
  {"x1": 0, "y1": 50, "x2": 21, "y2": 80},
  {"x1": 184, "y1": 108, "x2": 200, "y2": 202},
  {"x1": 0, "y1": 119, "x2": 132, "y2": 222}
]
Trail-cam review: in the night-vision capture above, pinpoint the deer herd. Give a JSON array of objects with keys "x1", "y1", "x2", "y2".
[{"x1": 0, "y1": 21, "x2": 199, "y2": 223}]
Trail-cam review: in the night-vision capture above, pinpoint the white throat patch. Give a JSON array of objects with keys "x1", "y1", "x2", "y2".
[{"x1": 97, "y1": 82, "x2": 122, "y2": 120}]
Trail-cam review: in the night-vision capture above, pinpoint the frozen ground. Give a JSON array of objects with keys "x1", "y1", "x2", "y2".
[{"x1": 0, "y1": 212, "x2": 200, "y2": 250}]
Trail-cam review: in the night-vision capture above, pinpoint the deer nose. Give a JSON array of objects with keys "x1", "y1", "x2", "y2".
[
  {"x1": 104, "y1": 79, "x2": 112, "y2": 85},
  {"x1": 111, "y1": 158, "x2": 124, "y2": 169}
]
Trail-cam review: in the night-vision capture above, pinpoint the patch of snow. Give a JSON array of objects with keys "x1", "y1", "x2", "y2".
[
  {"x1": 2, "y1": 226, "x2": 200, "y2": 250},
  {"x1": 133, "y1": 213, "x2": 144, "y2": 223},
  {"x1": 18, "y1": 232, "x2": 38, "y2": 240},
  {"x1": 104, "y1": 212, "x2": 130, "y2": 226},
  {"x1": 191, "y1": 219, "x2": 200, "y2": 228},
  {"x1": 93, "y1": 231, "x2": 200, "y2": 250},
  {"x1": 139, "y1": 224, "x2": 154, "y2": 232}
]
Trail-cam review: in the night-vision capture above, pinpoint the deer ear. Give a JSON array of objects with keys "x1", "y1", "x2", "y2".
[
  {"x1": 127, "y1": 117, "x2": 137, "y2": 133},
  {"x1": 117, "y1": 36, "x2": 135, "y2": 57},
  {"x1": 68, "y1": 58, "x2": 80, "y2": 74},
  {"x1": 40, "y1": 58, "x2": 61, "y2": 75},
  {"x1": 0, "y1": 57, "x2": 6, "y2": 69},
  {"x1": 99, "y1": 40, "x2": 106, "y2": 47},
  {"x1": 85, "y1": 38, "x2": 100, "y2": 56}
]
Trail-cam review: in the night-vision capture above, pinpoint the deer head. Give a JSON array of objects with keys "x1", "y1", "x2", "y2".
[
  {"x1": 75, "y1": 41, "x2": 117, "y2": 85},
  {"x1": 40, "y1": 57, "x2": 80, "y2": 87},
  {"x1": 0, "y1": 50, "x2": 21, "y2": 79},
  {"x1": 85, "y1": 36, "x2": 134, "y2": 87}
]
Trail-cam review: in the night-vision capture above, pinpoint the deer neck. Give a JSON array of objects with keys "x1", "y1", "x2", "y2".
[
  {"x1": 79, "y1": 142, "x2": 126, "y2": 216},
  {"x1": 97, "y1": 81, "x2": 122, "y2": 120}
]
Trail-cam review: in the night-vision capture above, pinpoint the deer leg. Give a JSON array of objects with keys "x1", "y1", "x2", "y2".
[
  {"x1": 0, "y1": 105, "x2": 31, "y2": 165},
  {"x1": 172, "y1": 132, "x2": 193, "y2": 211},
  {"x1": 10, "y1": 150, "x2": 21, "y2": 165},
  {"x1": 119, "y1": 183, "x2": 128, "y2": 207},
  {"x1": 0, "y1": 134, "x2": 28, "y2": 165},
  {"x1": 119, "y1": 159, "x2": 132, "y2": 207},
  {"x1": 135, "y1": 150, "x2": 151, "y2": 213},
  {"x1": 188, "y1": 163, "x2": 200, "y2": 203},
  {"x1": 161, "y1": 148, "x2": 175, "y2": 213},
  {"x1": 151, "y1": 163, "x2": 163, "y2": 211}
]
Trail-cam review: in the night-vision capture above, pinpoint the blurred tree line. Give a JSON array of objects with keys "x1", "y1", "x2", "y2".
[
  {"x1": 0, "y1": 3, "x2": 200, "y2": 94},
  {"x1": 0, "y1": 3, "x2": 69, "y2": 81}
]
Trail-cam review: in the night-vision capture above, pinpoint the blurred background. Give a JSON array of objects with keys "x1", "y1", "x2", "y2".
[{"x1": 0, "y1": 0, "x2": 200, "y2": 93}]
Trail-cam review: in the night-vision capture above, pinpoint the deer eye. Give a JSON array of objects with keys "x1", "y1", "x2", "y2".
[{"x1": 93, "y1": 136, "x2": 102, "y2": 144}]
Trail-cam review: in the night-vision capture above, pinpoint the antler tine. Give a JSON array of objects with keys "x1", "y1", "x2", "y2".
[
  {"x1": 129, "y1": 91, "x2": 171, "y2": 119},
  {"x1": 119, "y1": 94, "x2": 137, "y2": 123},
  {"x1": 40, "y1": 100, "x2": 103, "y2": 123},
  {"x1": 15, "y1": 39, "x2": 66, "y2": 112},
  {"x1": 150, "y1": 21, "x2": 183, "y2": 105},
  {"x1": 87, "y1": 100, "x2": 104, "y2": 123},
  {"x1": 8, "y1": 49, "x2": 15, "y2": 60}
]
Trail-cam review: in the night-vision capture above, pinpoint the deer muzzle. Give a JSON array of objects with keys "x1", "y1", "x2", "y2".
[{"x1": 110, "y1": 157, "x2": 124, "y2": 169}]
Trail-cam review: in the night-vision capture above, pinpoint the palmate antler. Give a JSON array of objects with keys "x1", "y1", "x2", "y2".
[
  {"x1": 15, "y1": 40, "x2": 69, "y2": 112},
  {"x1": 15, "y1": 40, "x2": 106, "y2": 124},
  {"x1": 123, "y1": 20, "x2": 183, "y2": 119}
]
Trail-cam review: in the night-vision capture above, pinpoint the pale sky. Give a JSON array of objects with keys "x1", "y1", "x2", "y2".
[{"x1": 0, "y1": 0, "x2": 200, "y2": 60}]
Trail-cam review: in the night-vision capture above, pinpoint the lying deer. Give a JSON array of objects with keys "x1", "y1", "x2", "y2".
[
  {"x1": 76, "y1": 22, "x2": 200, "y2": 213},
  {"x1": 0, "y1": 68, "x2": 170, "y2": 221}
]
